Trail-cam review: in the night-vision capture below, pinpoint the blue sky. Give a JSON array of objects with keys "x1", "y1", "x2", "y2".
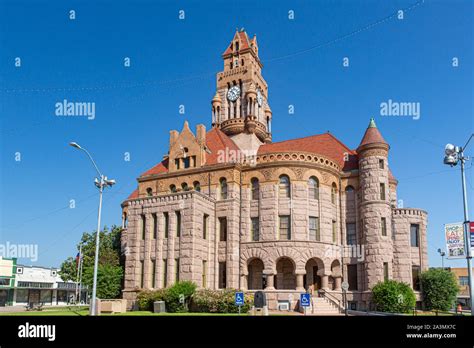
[{"x1": 0, "y1": 0, "x2": 472, "y2": 268}]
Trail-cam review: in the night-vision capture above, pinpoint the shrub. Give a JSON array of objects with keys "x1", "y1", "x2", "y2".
[
  {"x1": 421, "y1": 268, "x2": 459, "y2": 311},
  {"x1": 190, "y1": 289, "x2": 253, "y2": 313},
  {"x1": 136, "y1": 289, "x2": 166, "y2": 311},
  {"x1": 163, "y1": 281, "x2": 197, "y2": 313},
  {"x1": 372, "y1": 280, "x2": 416, "y2": 313}
]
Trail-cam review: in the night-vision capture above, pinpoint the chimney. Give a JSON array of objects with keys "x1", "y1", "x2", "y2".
[
  {"x1": 196, "y1": 124, "x2": 206, "y2": 145},
  {"x1": 169, "y1": 130, "x2": 179, "y2": 148}
]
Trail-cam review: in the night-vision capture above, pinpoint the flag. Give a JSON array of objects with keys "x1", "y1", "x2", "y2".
[{"x1": 75, "y1": 252, "x2": 81, "y2": 268}]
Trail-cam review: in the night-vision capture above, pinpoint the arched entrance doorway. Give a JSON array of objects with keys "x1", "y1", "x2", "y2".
[
  {"x1": 275, "y1": 257, "x2": 296, "y2": 290},
  {"x1": 248, "y1": 258, "x2": 264, "y2": 290},
  {"x1": 304, "y1": 258, "x2": 324, "y2": 292}
]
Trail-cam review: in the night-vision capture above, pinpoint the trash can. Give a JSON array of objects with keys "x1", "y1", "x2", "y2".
[{"x1": 153, "y1": 301, "x2": 166, "y2": 313}]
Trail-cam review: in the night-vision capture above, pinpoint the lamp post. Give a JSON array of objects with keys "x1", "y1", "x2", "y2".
[
  {"x1": 70, "y1": 142, "x2": 115, "y2": 316},
  {"x1": 443, "y1": 134, "x2": 474, "y2": 315},
  {"x1": 437, "y1": 248, "x2": 446, "y2": 269}
]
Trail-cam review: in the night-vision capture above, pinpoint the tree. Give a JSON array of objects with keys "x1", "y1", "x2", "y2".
[
  {"x1": 372, "y1": 280, "x2": 416, "y2": 313},
  {"x1": 59, "y1": 225, "x2": 124, "y2": 299},
  {"x1": 421, "y1": 268, "x2": 459, "y2": 312}
]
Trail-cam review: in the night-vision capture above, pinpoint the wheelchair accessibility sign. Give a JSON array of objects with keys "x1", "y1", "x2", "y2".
[
  {"x1": 235, "y1": 292, "x2": 244, "y2": 306},
  {"x1": 300, "y1": 293, "x2": 311, "y2": 307}
]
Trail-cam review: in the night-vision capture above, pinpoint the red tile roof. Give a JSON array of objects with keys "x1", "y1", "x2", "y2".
[
  {"x1": 127, "y1": 189, "x2": 138, "y2": 200},
  {"x1": 139, "y1": 128, "x2": 238, "y2": 178},
  {"x1": 258, "y1": 132, "x2": 358, "y2": 171},
  {"x1": 223, "y1": 31, "x2": 251, "y2": 56},
  {"x1": 358, "y1": 120, "x2": 387, "y2": 148}
]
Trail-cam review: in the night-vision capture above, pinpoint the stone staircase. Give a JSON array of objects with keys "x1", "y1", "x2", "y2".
[{"x1": 310, "y1": 296, "x2": 341, "y2": 315}]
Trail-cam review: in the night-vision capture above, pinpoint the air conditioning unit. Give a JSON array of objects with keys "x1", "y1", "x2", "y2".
[
  {"x1": 277, "y1": 302, "x2": 289, "y2": 311},
  {"x1": 51, "y1": 269, "x2": 58, "y2": 277},
  {"x1": 16, "y1": 267, "x2": 23, "y2": 274}
]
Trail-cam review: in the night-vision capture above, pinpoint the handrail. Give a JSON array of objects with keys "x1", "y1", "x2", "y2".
[{"x1": 318, "y1": 289, "x2": 343, "y2": 313}]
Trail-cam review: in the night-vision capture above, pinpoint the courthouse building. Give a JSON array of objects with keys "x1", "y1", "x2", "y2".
[{"x1": 121, "y1": 30, "x2": 428, "y2": 311}]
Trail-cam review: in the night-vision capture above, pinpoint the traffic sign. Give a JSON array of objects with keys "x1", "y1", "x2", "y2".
[
  {"x1": 235, "y1": 292, "x2": 244, "y2": 306},
  {"x1": 300, "y1": 293, "x2": 311, "y2": 307},
  {"x1": 341, "y1": 281, "x2": 349, "y2": 291}
]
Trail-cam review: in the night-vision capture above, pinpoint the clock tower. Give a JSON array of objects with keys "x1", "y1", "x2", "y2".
[{"x1": 211, "y1": 29, "x2": 272, "y2": 146}]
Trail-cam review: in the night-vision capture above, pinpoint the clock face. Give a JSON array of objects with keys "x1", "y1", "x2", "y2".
[
  {"x1": 227, "y1": 86, "x2": 240, "y2": 102},
  {"x1": 257, "y1": 90, "x2": 263, "y2": 107}
]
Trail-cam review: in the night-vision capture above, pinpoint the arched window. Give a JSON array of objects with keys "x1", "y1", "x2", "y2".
[
  {"x1": 193, "y1": 181, "x2": 201, "y2": 192},
  {"x1": 220, "y1": 178, "x2": 228, "y2": 200},
  {"x1": 308, "y1": 177, "x2": 319, "y2": 200},
  {"x1": 251, "y1": 178, "x2": 259, "y2": 200},
  {"x1": 181, "y1": 183, "x2": 189, "y2": 191},
  {"x1": 146, "y1": 187, "x2": 153, "y2": 197},
  {"x1": 331, "y1": 183, "x2": 337, "y2": 204},
  {"x1": 170, "y1": 184, "x2": 177, "y2": 193},
  {"x1": 279, "y1": 175, "x2": 291, "y2": 198}
]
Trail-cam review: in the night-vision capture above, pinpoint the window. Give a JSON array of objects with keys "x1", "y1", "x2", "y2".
[
  {"x1": 203, "y1": 214, "x2": 208, "y2": 239},
  {"x1": 279, "y1": 175, "x2": 290, "y2": 198},
  {"x1": 412, "y1": 266, "x2": 421, "y2": 291},
  {"x1": 235, "y1": 41, "x2": 239, "y2": 51},
  {"x1": 193, "y1": 181, "x2": 201, "y2": 192},
  {"x1": 202, "y1": 260, "x2": 207, "y2": 287},
  {"x1": 331, "y1": 183, "x2": 337, "y2": 204},
  {"x1": 141, "y1": 215, "x2": 146, "y2": 240},
  {"x1": 309, "y1": 217, "x2": 320, "y2": 241},
  {"x1": 220, "y1": 178, "x2": 228, "y2": 200},
  {"x1": 218, "y1": 262, "x2": 226, "y2": 289},
  {"x1": 251, "y1": 217, "x2": 259, "y2": 241},
  {"x1": 219, "y1": 217, "x2": 227, "y2": 241},
  {"x1": 175, "y1": 159, "x2": 180, "y2": 170},
  {"x1": 175, "y1": 258, "x2": 180, "y2": 282},
  {"x1": 152, "y1": 213, "x2": 157, "y2": 239},
  {"x1": 381, "y1": 217, "x2": 387, "y2": 236},
  {"x1": 308, "y1": 177, "x2": 319, "y2": 200},
  {"x1": 146, "y1": 187, "x2": 153, "y2": 196},
  {"x1": 379, "y1": 159, "x2": 385, "y2": 169},
  {"x1": 170, "y1": 184, "x2": 177, "y2": 193},
  {"x1": 176, "y1": 211, "x2": 181, "y2": 237},
  {"x1": 251, "y1": 178, "x2": 259, "y2": 200},
  {"x1": 151, "y1": 259, "x2": 156, "y2": 288},
  {"x1": 164, "y1": 212, "x2": 169, "y2": 238},
  {"x1": 163, "y1": 259, "x2": 168, "y2": 287},
  {"x1": 380, "y1": 183, "x2": 386, "y2": 200},
  {"x1": 383, "y1": 262, "x2": 389, "y2": 281},
  {"x1": 346, "y1": 223, "x2": 356, "y2": 245},
  {"x1": 183, "y1": 157, "x2": 190, "y2": 168},
  {"x1": 347, "y1": 264, "x2": 358, "y2": 290},
  {"x1": 140, "y1": 260, "x2": 144, "y2": 288},
  {"x1": 332, "y1": 220, "x2": 337, "y2": 243},
  {"x1": 16, "y1": 289, "x2": 28, "y2": 303},
  {"x1": 410, "y1": 224, "x2": 419, "y2": 247},
  {"x1": 181, "y1": 182, "x2": 189, "y2": 191},
  {"x1": 279, "y1": 215, "x2": 291, "y2": 240},
  {"x1": 459, "y1": 276, "x2": 469, "y2": 286}
]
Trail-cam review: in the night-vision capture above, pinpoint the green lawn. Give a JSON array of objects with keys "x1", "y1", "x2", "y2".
[{"x1": 0, "y1": 309, "x2": 247, "y2": 316}]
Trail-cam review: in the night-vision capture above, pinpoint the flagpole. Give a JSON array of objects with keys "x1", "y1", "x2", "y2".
[
  {"x1": 75, "y1": 244, "x2": 82, "y2": 303},
  {"x1": 78, "y1": 247, "x2": 83, "y2": 304}
]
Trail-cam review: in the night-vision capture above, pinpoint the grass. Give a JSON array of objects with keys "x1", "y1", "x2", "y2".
[{"x1": 0, "y1": 309, "x2": 246, "y2": 316}]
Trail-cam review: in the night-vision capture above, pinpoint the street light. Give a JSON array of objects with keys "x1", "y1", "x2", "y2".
[
  {"x1": 443, "y1": 134, "x2": 474, "y2": 315},
  {"x1": 69, "y1": 142, "x2": 115, "y2": 316},
  {"x1": 437, "y1": 248, "x2": 446, "y2": 269}
]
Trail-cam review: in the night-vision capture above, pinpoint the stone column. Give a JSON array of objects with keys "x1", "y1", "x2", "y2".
[
  {"x1": 265, "y1": 274, "x2": 275, "y2": 290},
  {"x1": 334, "y1": 276, "x2": 342, "y2": 291},
  {"x1": 296, "y1": 272, "x2": 305, "y2": 292},
  {"x1": 321, "y1": 275, "x2": 329, "y2": 290}
]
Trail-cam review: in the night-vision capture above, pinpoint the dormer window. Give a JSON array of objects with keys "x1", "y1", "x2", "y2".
[{"x1": 235, "y1": 41, "x2": 239, "y2": 51}]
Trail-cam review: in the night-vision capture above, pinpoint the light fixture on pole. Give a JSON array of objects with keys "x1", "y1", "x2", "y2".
[
  {"x1": 437, "y1": 248, "x2": 446, "y2": 269},
  {"x1": 443, "y1": 134, "x2": 474, "y2": 315},
  {"x1": 69, "y1": 142, "x2": 115, "y2": 316}
]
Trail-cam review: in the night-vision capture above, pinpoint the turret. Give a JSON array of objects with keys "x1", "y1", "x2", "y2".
[
  {"x1": 357, "y1": 118, "x2": 393, "y2": 292},
  {"x1": 211, "y1": 91, "x2": 222, "y2": 127}
]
